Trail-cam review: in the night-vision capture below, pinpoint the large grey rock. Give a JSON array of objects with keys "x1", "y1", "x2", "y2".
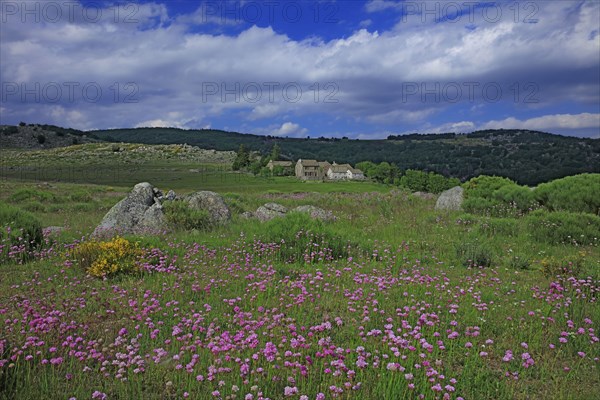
[
  {"x1": 93, "y1": 182, "x2": 168, "y2": 236},
  {"x1": 184, "y1": 191, "x2": 231, "y2": 225},
  {"x1": 293, "y1": 205, "x2": 335, "y2": 221},
  {"x1": 435, "y1": 186, "x2": 464, "y2": 211},
  {"x1": 138, "y1": 203, "x2": 167, "y2": 232},
  {"x1": 255, "y1": 203, "x2": 288, "y2": 222}
]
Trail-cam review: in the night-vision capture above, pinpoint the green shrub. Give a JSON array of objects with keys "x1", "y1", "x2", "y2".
[
  {"x1": 396, "y1": 169, "x2": 458, "y2": 193},
  {"x1": 525, "y1": 210, "x2": 600, "y2": 246},
  {"x1": 508, "y1": 254, "x2": 531, "y2": 270},
  {"x1": 261, "y1": 212, "x2": 352, "y2": 263},
  {"x1": 37, "y1": 134, "x2": 46, "y2": 144},
  {"x1": 70, "y1": 190, "x2": 93, "y2": 202},
  {"x1": 0, "y1": 202, "x2": 44, "y2": 262},
  {"x1": 463, "y1": 175, "x2": 516, "y2": 199},
  {"x1": 163, "y1": 201, "x2": 212, "y2": 231},
  {"x1": 455, "y1": 241, "x2": 494, "y2": 268},
  {"x1": 536, "y1": 252, "x2": 587, "y2": 278},
  {"x1": 2, "y1": 126, "x2": 18, "y2": 135},
  {"x1": 72, "y1": 203, "x2": 95, "y2": 212},
  {"x1": 9, "y1": 188, "x2": 55, "y2": 203},
  {"x1": 477, "y1": 217, "x2": 520, "y2": 237},
  {"x1": 534, "y1": 173, "x2": 600, "y2": 215},
  {"x1": 492, "y1": 184, "x2": 536, "y2": 212},
  {"x1": 223, "y1": 194, "x2": 246, "y2": 215},
  {"x1": 463, "y1": 175, "x2": 537, "y2": 216},
  {"x1": 22, "y1": 201, "x2": 47, "y2": 213},
  {"x1": 462, "y1": 196, "x2": 504, "y2": 216},
  {"x1": 455, "y1": 213, "x2": 479, "y2": 226}
]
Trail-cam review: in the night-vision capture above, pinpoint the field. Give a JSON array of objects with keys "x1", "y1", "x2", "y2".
[{"x1": 1, "y1": 151, "x2": 599, "y2": 400}]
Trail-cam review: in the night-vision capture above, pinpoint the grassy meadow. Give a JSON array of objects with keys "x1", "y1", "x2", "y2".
[{"x1": 1, "y1": 152, "x2": 599, "y2": 400}]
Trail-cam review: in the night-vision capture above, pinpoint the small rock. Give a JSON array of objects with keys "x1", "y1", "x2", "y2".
[
  {"x1": 241, "y1": 211, "x2": 254, "y2": 219},
  {"x1": 255, "y1": 203, "x2": 288, "y2": 222}
]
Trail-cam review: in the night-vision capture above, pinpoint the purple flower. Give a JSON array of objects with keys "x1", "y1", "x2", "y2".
[{"x1": 92, "y1": 391, "x2": 107, "y2": 400}]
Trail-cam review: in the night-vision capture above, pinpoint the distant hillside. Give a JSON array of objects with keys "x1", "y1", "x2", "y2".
[
  {"x1": 89, "y1": 127, "x2": 600, "y2": 185},
  {"x1": 3, "y1": 124, "x2": 598, "y2": 185},
  {"x1": 0, "y1": 124, "x2": 100, "y2": 149}
]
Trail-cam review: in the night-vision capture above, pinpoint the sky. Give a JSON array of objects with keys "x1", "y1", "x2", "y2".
[{"x1": 1, "y1": 0, "x2": 599, "y2": 138}]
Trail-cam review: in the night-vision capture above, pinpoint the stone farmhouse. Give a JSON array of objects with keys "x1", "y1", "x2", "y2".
[{"x1": 295, "y1": 159, "x2": 365, "y2": 181}]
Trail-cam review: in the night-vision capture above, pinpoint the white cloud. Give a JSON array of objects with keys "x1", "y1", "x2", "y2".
[
  {"x1": 273, "y1": 122, "x2": 307, "y2": 137},
  {"x1": 0, "y1": 1, "x2": 598, "y2": 135},
  {"x1": 480, "y1": 113, "x2": 600, "y2": 131},
  {"x1": 416, "y1": 113, "x2": 600, "y2": 136}
]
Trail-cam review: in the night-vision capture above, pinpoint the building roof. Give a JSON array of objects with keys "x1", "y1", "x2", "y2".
[
  {"x1": 318, "y1": 161, "x2": 331, "y2": 168},
  {"x1": 269, "y1": 161, "x2": 292, "y2": 166},
  {"x1": 298, "y1": 159, "x2": 319, "y2": 167},
  {"x1": 329, "y1": 165, "x2": 351, "y2": 173},
  {"x1": 349, "y1": 168, "x2": 364, "y2": 174}
]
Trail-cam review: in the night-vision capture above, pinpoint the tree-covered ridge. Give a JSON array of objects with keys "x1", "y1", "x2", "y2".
[
  {"x1": 5, "y1": 125, "x2": 598, "y2": 186},
  {"x1": 88, "y1": 127, "x2": 599, "y2": 185}
]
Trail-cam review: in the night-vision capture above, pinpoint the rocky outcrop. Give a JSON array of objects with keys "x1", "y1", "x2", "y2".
[
  {"x1": 435, "y1": 186, "x2": 464, "y2": 211},
  {"x1": 183, "y1": 191, "x2": 231, "y2": 225},
  {"x1": 255, "y1": 203, "x2": 288, "y2": 222},
  {"x1": 93, "y1": 182, "x2": 168, "y2": 236},
  {"x1": 293, "y1": 205, "x2": 335, "y2": 221}
]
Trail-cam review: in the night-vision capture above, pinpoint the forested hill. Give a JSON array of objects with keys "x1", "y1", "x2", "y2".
[
  {"x1": 87, "y1": 127, "x2": 599, "y2": 185},
  {"x1": 4, "y1": 124, "x2": 597, "y2": 185}
]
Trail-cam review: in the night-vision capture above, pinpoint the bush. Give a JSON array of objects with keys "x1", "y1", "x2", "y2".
[
  {"x1": 37, "y1": 134, "x2": 46, "y2": 144},
  {"x1": 261, "y1": 212, "x2": 353, "y2": 263},
  {"x1": 525, "y1": 210, "x2": 600, "y2": 246},
  {"x1": 534, "y1": 174, "x2": 600, "y2": 215},
  {"x1": 163, "y1": 201, "x2": 212, "y2": 231},
  {"x1": 463, "y1": 175, "x2": 535, "y2": 216},
  {"x1": 71, "y1": 237, "x2": 143, "y2": 278},
  {"x1": 508, "y1": 254, "x2": 531, "y2": 270},
  {"x1": 0, "y1": 202, "x2": 44, "y2": 263},
  {"x1": 1, "y1": 126, "x2": 18, "y2": 135},
  {"x1": 455, "y1": 241, "x2": 494, "y2": 268},
  {"x1": 69, "y1": 190, "x2": 93, "y2": 202},
  {"x1": 477, "y1": 217, "x2": 520, "y2": 237},
  {"x1": 492, "y1": 184, "x2": 536, "y2": 212},
  {"x1": 223, "y1": 194, "x2": 247, "y2": 215},
  {"x1": 537, "y1": 252, "x2": 587, "y2": 278},
  {"x1": 22, "y1": 201, "x2": 47, "y2": 213},
  {"x1": 463, "y1": 175, "x2": 516, "y2": 199},
  {"x1": 9, "y1": 188, "x2": 55, "y2": 203}
]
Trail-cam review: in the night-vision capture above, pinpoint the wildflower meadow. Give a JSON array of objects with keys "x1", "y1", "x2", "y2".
[{"x1": 1, "y1": 178, "x2": 598, "y2": 400}]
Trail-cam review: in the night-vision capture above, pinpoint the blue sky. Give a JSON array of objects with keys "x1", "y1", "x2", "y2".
[{"x1": 1, "y1": 0, "x2": 599, "y2": 138}]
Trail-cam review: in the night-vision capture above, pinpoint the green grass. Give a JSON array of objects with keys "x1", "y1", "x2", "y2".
[{"x1": 0, "y1": 169, "x2": 599, "y2": 400}]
